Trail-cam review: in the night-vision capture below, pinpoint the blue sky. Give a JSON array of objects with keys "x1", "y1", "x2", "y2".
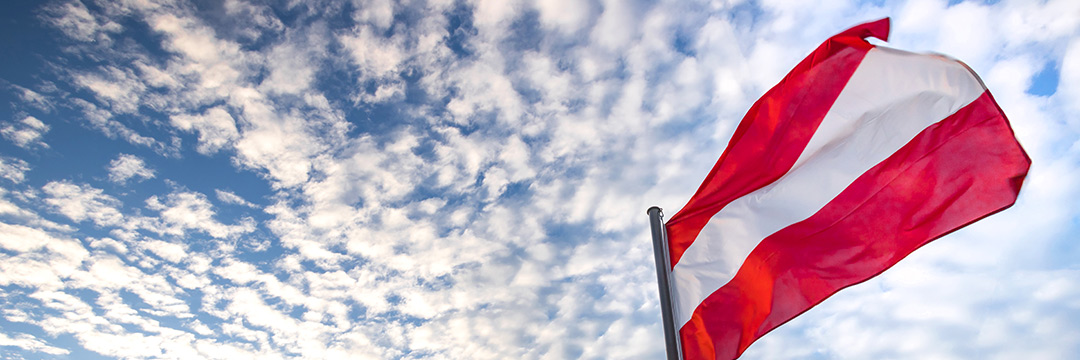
[{"x1": 0, "y1": 0, "x2": 1077, "y2": 358}]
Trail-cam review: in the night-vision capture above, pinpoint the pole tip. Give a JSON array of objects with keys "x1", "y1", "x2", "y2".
[{"x1": 647, "y1": 206, "x2": 662, "y2": 216}]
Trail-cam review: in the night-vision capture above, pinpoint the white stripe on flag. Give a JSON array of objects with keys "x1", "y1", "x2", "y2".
[{"x1": 671, "y1": 47, "x2": 986, "y2": 328}]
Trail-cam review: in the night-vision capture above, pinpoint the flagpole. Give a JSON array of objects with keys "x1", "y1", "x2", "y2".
[{"x1": 648, "y1": 206, "x2": 683, "y2": 360}]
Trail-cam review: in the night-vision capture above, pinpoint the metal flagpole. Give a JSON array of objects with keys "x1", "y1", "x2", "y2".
[{"x1": 648, "y1": 206, "x2": 683, "y2": 360}]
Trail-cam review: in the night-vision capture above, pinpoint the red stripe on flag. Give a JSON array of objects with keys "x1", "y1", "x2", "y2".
[
  {"x1": 666, "y1": 18, "x2": 890, "y2": 267},
  {"x1": 678, "y1": 91, "x2": 1031, "y2": 360}
]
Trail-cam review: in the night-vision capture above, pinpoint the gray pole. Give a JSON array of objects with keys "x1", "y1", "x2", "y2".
[{"x1": 648, "y1": 206, "x2": 683, "y2": 360}]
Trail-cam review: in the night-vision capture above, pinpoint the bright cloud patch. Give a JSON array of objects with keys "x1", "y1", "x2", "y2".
[
  {"x1": 0, "y1": 0, "x2": 1077, "y2": 359},
  {"x1": 107, "y1": 154, "x2": 155, "y2": 184},
  {"x1": 145, "y1": 191, "x2": 255, "y2": 239},
  {"x1": 42, "y1": 181, "x2": 125, "y2": 227},
  {"x1": 0, "y1": 331, "x2": 71, "y2": 355},
  {"x1": 169, "y1": 107, "x2": 240, "y2": 155},
  {"x1": 214, "y1": 189, "x2": 256, "y2": 207},
  {"x1": 1, "y1": 116, "x2": 50, "y2": 149},
  {"x1": 0, "y1": 157, "x2": 30, "y2": 183}
]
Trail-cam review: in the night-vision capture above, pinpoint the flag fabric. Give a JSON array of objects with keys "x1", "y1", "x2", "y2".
[{"x1": 664, "y1": 18, "x2": 1030, "y2": 360}]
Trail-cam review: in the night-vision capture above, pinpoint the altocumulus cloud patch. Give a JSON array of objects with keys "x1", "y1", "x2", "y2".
[{"x1": 0, "y1": 0, "x2": 1078, "y2": 359}]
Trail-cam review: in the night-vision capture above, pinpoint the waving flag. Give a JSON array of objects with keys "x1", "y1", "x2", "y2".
[{"x1": 662, "y1": 18, "x2": 1030, "y2": 359}]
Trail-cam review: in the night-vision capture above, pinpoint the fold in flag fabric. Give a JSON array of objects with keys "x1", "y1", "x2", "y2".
[{"x1": 664, "y1": 18, "x2": 1030, "y2": 360}]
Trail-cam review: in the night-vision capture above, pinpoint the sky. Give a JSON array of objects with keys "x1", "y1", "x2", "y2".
[{"x1": 0, "y1": 0, "x2": 1077, "y2": 358}]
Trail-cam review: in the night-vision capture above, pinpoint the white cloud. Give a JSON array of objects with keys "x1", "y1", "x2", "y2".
[
  {"x1": 534, "y1": 0, "x2": 595, "y2": 34},
  {"x1": 0, "y1": 189, "x2": 76, "y2": 233},
  {"x1": 69, "y1": 98, "x2": 165, "y2": 151},
  {"x1": 170, "y1": 107, "x2": 240, "y2": 155},
  {"x1": 215, "y1": 189, "x2": 256, "y2": 208},
  {"x1": 224, "y1": 0, "x2": 285, "y2": 41},
  {"x1": 0, "y1": 222, "x2": 58, "y2": 253},
  {"x1": 42, "y1": 181, "x2": 125, "y2": 227},
  {"x1": 1, "y1": 116, "x2": 50, "y2": 149},
  {"x1": 1060, "y1": 26, "x2": 1080, "y2": 121},
  {"x1": 141, "y1": 239, "x2": 188, "y2": 263},
  {"x1": 0, "y1": 157, "x2": 30, "y2": 183},
  {"x1": 145, "y1": 191, "x2": 256, "y2": 239},
  {"x1": 260, "y1": 29, "x2": 324, "y2": 95},
  {"x1": 231, "y1": 114, "x2": 317, "y2": 187},
  {"x1": 469, "y1": 0, "x2": 524, "y2": 34},
  {"x1": 108, "y1": 154, "x2": 156, "y2": 184},
  {"x1": 40, "y1": 0, "x2": 118, "y2": 43},
  {"x1": 133, "y1": 60, "x2": 181, "y2": 90},
  {"x1": 148, "y1": 12, "x2": 249, "y2": 89},
  {"x1": 589, "y1": 0, "x2": 642, "y2": 51},
  {"x1": 0, "y1": 221, "x2": 89, "y2": 291},
  {"x1": 74, "y1": 66, "x2": 147, "y2": 114},
  {"x1": 339, "y1": 25, "x2": 405, "y2": 78},
  {"x1": 0, "y1": 331, "x2": 70, "y2": 355},
  {"x1": 12, "y1": 84, "x2": 53, "y2": 112},
  {"x1": 88, "y1": 237, "x2": 128, "y2": 253}
]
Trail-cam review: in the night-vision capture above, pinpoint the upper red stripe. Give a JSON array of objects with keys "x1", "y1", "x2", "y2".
[
  {"x1": 679, "y1": 91, "x2": 1031, "y2": 360},
  {"x1": 665, "y1": 18, "x2": 890, "y2": 267}
]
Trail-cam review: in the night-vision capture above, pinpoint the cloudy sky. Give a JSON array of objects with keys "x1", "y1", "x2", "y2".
[{"x1": 0, "y1": 0, "x2": 1077, "y2": 358}]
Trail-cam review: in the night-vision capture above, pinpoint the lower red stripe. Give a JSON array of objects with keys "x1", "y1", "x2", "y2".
[{"x1": 679, "y1": 91, "x2": 1031, "y2": 360}]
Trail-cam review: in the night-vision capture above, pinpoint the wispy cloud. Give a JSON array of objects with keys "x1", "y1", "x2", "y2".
[
  {"x1": 10, "y1": 84, "x2": 53, "y2": 113},
  {"x1": 0, "y1": 157, "x2": 30, "y2": 183},
  {"x1": 39, "y1": 0, "x2": 117, "y2": 43},
  {"x1": 0, "y1": 331, "x2": 71, "y2": 355},
  {"x1": 145, "y1": 191, "x2": 255, "y2": 239},
  {"x1": 1, "y1": 116, "x2": 50, "y2": 149},
  {"x1": 42, "y1": 181, "x2": 126, "y2": 227},
  {"x1": 108, "y1": 154, "x2": 156, "y2": 184},
  {"x1": 170, "y1": 107, "x2": 240, "y2": 155},
  {"x1": 215, "y1": 189, "x2": 257, "y2": 208}
]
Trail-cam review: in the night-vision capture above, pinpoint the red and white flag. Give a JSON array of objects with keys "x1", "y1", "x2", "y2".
[{"x1": 664, "y1": 18, "x2": 1030, "y2": 359}]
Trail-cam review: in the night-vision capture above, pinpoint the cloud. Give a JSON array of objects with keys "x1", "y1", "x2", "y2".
[
  {"x1": 339, "y1": 25, "x2": 405, "y2": 79},
  {"x1": 41, "y1": 181, "x2": 125, "y2": 227},
  {"x1": 0, "y1": 220, "x2": 89, "y2": 292},
  {"x1": 214, "y1": 189, "x2": 256, "y2": 208},
  {"x1": 534, "y1": 0, "x2": 595, "y2": 34},
  {"x1": 11, "y1": 84, "x2": 53, "y2": 113},
  {"x1": 229, "y1": 92, "x2": 332, "y2": 188},
  {"x1": 1, "y1": 116, "x2": 50, "y2": 149},
  {"x1": 589, "y1": 0, "x2": 647, "y2": 51},
  {"x1": 260, "y1": 28, "x2": 325, "y2": 95},
  {"x1": 108, "y1": 154, "x2": 156, "y2": 184},
  {"x1": 223, "y1": 0, "x2": 285, "y2": 41},
  {"x1": 0, "y1": 222, "x2": 63, "y2": 254},
  {"x1": 0, "y1": 157, "x2": 30, "y2": 183},
  {"x1": 39, "y1": 0, "x2": 119, "y2": 43},
  {"x1": 140, "y1": 239, "x2": 188, "y2": 263},
  {"x1": 0, "y1": 189, "x2": 263, "y2": 358},
  {"x1": 148, "y1": 12, "x2": 249, "y2": 88},
  {"x1": 0, "y1": 331, "x2": 70, "y2": 355},
  {"x1": 5, "y1": 0, "x2": 1079, "y2": 359},
  {"x1": 74, "y1": 66, "x2": 147, "y2": 114},
  {"x1": 69, "y1": 98, "x2": 166, "y2": 151},
  {"x1": 145, "y1": 191, "x2": 256, "y2": 239},
  {"x1": 170, "y1": 107, "x2": 240, "y2": 155}
]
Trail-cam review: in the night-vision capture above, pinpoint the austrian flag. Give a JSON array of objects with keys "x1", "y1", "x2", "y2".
[{"x1": 661, "y1": 18, "x2": 1030, "y2": 359}]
